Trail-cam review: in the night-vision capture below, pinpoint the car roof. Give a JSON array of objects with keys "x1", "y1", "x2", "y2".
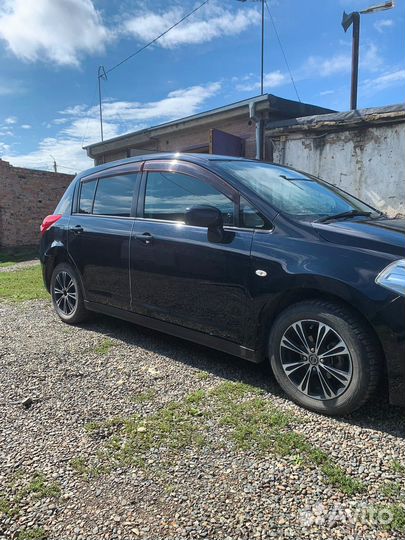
[{"x1": 76, "y1": 152, "x2": 260, "y2": 179}]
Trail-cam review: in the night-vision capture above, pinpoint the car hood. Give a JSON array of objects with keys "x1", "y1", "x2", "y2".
[{"x1": 313, "y1": 217, "x2": 405, "y2": 257}]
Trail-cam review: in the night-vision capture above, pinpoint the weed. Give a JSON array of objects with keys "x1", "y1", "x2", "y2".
[
  {"x1": 94, "y1": 338, "x2": 115, "y2": 355},
  {"x1": 131, "y1": 390, "x2": 157, "y2": 403},
  {"x1": 391, "y1": 460, "x2": 405, "y2": 475},
  {"x1": 17, "y1": 527, "x2": 47, "y2": 540}
]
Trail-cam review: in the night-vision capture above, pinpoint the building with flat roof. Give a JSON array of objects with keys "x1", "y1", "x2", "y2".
[{"x1": 84, "y1": 94, "x2": 334, "y2": 165}]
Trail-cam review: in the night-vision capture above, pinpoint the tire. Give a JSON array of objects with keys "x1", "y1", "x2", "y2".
[
  {"x1": 268, "y1": 300, "x2": 381, "y2": 416},
  {"x1": 50, "y1": 263, "x2": 89, "y2": 324}
]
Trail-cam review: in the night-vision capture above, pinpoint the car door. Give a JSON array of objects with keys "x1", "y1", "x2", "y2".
[
  {"x1": 130, "y1": 160, "x2": 254, "y2": 344},
  {"x1": 68, "y1": 164, "x2": 141, "y2": 311}
]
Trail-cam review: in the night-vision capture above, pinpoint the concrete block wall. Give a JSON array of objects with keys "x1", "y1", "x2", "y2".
[
  {"x1": 0, "y1": 159, "x2": 74, "y2": 248},
  {"x1": 269, "y1": 122, "x2": 405, "y2": 217}
]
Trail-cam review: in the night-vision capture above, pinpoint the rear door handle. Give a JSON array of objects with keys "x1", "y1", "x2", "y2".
[
  {"x1": 73, "y1": 225, "x2": 84, "y2": 235},
  {"x1": 134, "y1": 232, "x2": 154, "y2": 245}
]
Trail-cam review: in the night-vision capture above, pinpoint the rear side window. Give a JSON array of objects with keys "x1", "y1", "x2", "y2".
[
  {"x1": 55, "y1": 179, "x2": 76, "y2": 215},
  {"x1": 144, "y1": 171, "x2": 234, "y2": 225},
  {"x1": 93, "y1": 175, "x2": 137, "y2": 217},
  {"x1": 79, "y1": 180, "x2": 97, "y2": 214}
]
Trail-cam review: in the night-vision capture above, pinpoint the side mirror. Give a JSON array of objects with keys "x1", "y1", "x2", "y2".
[{"x1": 185, "y1": 205, "x2": 223, "y2": 229}]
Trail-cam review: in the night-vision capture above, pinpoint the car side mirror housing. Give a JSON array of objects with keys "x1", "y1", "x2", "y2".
[
  {"x1": 185, "y1": 205, "x2": 231, "y2": 243},
  {"x1": 185, "y1": 205, "x2": 223, "y2": 229}
]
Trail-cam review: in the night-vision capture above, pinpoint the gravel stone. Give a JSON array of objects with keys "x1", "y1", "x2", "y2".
[{"x1": 1, "y1": 299, "x2": 405, "y2": 539}]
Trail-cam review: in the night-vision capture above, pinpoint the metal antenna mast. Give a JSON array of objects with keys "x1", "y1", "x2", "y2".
[{"x1": 98, "y1": 66, "x2": 108, "y2": 142}]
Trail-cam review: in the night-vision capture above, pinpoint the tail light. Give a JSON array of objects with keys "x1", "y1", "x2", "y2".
[{"x1": 40, "y1": 214, "x2": 62, "y2": 236}]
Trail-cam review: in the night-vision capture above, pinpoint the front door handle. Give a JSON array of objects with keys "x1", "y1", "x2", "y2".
[
  {"x1": 134, "y1": 232, "x2": 154, "y2": 245},
  {"x1": 73, "y1": 225, "x2": 84, "y2": 235}
]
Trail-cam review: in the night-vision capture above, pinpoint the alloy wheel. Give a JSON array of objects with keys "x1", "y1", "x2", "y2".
[
  {"x1": 53, "y1": 271, "x2": 77, "y2": 316},
  {"x1": 279, "y1": 319, "x2": 353, "y2": 401}
]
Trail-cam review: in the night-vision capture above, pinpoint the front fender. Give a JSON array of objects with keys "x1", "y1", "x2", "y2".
[{"x1": 247, "y1": 229, "x2": 397, "y2": 351}]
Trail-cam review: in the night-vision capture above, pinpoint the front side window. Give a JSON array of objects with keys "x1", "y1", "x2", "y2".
[
  {"x1": 79, "y1": 180, "x2": 97, "y2": 214},
  {"x1": 93, "y1": 174, "x2": 137, "y2": 217},
  {"x1": 214, "y1": 161, "x2": 380, "y2": 222},
  {"x1": 240, "y1": 197, "x2": 270, "y2": 229},
  {"x1": 144, "y1": 171, "x2": 234, "y2": 225}
]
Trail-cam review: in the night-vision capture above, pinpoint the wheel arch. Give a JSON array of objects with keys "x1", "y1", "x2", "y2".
[{"x1": 43, "y1": 243, "x2": 79, "y2": 292}]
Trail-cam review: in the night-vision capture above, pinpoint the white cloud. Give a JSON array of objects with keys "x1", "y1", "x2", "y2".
[
  {"x1": 123, "y1": 3, "x2": 261, "y2": 48},
  {"x1": 2, "y1": 82, "x2": 221, "y2": 172},
  {"x1": 235, "y1": 70, "x2": 288, "y2": 92},
  {"x1": 0, "y1": 0, "x2": 110, "y2": 66},
  {"x1": 361, "y1": 43, "x2": 383, "y2": 72},
  {"x1": 302, "y1": 42, "x2": 382, "y2": 78},
  {"x1": 20, "y1": 124, "x2": 31, "y2": 129},
  {"x1": 0, "y1": 79, "x2": 25, "y2": 96},
  {"x1": 304, "y1": 54, "x2": 351, "y2": 77},
  {"x1": 374, "y1": 18, "x2": 394, "y2": 33},
  {"x1": 4, "y1": 116, "x2": 17, "y2": 124},
  {"x1": 362, "y1": 68, "x2": 405, "y2": 93},
  {"x1": 320, "y1": 90, "x2": 335, "y2": 96}
]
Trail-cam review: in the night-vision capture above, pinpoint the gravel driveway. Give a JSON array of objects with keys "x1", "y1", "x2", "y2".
[{"x1": 1, "y1": 294, "x2": 405, "y2": 540}]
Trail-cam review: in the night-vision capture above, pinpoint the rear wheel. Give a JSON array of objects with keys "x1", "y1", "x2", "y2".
[
  {"x1": 50, "y1": 263, "x2": 89, "y2": 324},
  {"x1": 269, "y1": 300, "x2": 381, "y2": 415}
]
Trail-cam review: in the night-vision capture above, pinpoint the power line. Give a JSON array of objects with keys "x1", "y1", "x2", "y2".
[
  {"x1": 97, "y1": 0, "x2": 210, "y2": 141},
  {"x1": 105, "y1": 0, "x2": 210, "y2": 76},
  {"x1": 265, "y1": 0, "x2": 301, "y2": 102}
]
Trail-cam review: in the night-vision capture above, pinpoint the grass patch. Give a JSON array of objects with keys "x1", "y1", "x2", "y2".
[
  {"x1": 219, "y1": 396, "x2": 292, "y2": 451},
  {"x1": 0, "y1": 247, "x2": 38, "y2": 268},
  {"x1": 387, "y1": 504, "x2": 405, "y2": 532},
  {"x1": 195, "y1": 371, "x2": 209, "y2": 381},
  {"x1": 320, "y1": 462, "x2": 365, "y2": 495},
  {"x1": 0, "y1": 265, "x2": 47, "y2": 302},
  {"x1": 0, "y1": 496, "x2": 11, "y2": 515},
  {"x1": 382, "y1": 481, "x2": 403, "y2": 499},
  {"x1": 17, "y1": 528, "x2": 47, "y2": 540},
  {"x1": 69, "y1": 457, "x2": 109, "y2": 480},
  {"x1": 131, "y1": 389, "x2": 157, "y2": 404},
  {"x1": 78, "y1": 382, "x2": 365, "y2": 495},
  {"x1": 0, "y1": 472, "x2": 60, "y2": 520},
  {"x1": 84, "y1": 395, "x2": 210, "y2": 469},
  {"x1": 373, "y1": 504, "x2": 405, "y2": 533},
  {"x1": 391, "y1": 460, "x2": 405, "y2": 475},
  {"x1": 20, "y1": 472, "x2": 61, "y2": 499},
  {"x1": 94, "y1": 338, "x2": 115, "y2": 355}
]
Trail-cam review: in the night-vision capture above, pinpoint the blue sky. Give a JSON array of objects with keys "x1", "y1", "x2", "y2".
[{"x1": 0, "y1": 0, "x2": 404, "y2": 172}]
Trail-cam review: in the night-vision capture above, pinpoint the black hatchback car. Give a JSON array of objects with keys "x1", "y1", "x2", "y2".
[{"x1": 39, "y1": 153, "x2": 405, "y2": 415}]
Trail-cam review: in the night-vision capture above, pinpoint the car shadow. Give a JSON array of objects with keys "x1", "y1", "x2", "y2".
[{"x1": 81, "y1": 313, "x2": 405, "y2": 439}]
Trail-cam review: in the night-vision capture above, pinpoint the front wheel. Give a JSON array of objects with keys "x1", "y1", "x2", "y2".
[
  {"x1": 50, "y1": 263, "x2": 89, "y2": 324},
  {"x1": 269, "y1": 300, "x2": 381, "y2": 415}
]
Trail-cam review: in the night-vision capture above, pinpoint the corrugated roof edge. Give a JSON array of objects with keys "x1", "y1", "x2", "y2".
[{"x1": 265, "y1": 103, "x2": 405, "y2": 133}]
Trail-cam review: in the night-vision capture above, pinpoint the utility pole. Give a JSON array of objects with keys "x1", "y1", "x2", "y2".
[
  {"x1": 260, "y1": 0, "x2": 264, "y2": 95},
  {"x1": 50, "y1": 155, "x2": 57, "y2": 173},
  {"x1": 342, "y1": 1, "x2": 395, "y2": 110},
  {"x1": 341, "y1": 11, "x2": 361, "y2": 110}
]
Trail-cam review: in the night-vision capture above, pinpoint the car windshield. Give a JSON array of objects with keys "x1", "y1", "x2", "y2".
[{"x1": 214, "y1": 160, "x2": 380, "y2": 222}]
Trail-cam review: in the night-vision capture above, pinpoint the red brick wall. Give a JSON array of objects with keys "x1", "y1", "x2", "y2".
[{"x1": 0, "y1": 159, "x2": 74, "y2": 248}]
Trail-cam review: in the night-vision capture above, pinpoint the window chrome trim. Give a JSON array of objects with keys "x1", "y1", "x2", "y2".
[
  {"x1": 71, "y1": 213, "x2": 135, "y2": 220},
  {"x1": 132, "y1": 216, "x2": 273, "y2": 233}
]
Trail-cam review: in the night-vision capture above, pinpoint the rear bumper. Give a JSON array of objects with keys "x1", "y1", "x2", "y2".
[
  {"x1": 371, "y1": 296, "x2": 405, "y2": 407},
  {"x1": 40, "y1": 261, "x2": 50, "y2": 292}
]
